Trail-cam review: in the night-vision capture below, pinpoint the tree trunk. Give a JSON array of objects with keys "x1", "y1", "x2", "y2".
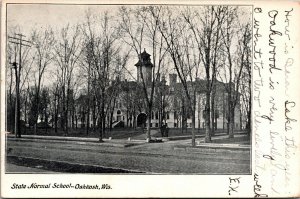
[
  {"x1": 146, "y1": 108, "x2": 152, "y2": 141},
  {"x1": 34, "y1": 75, "x2": 43, "y2": 135},
  {"x1": 86, "y1": 104, "x2": 90, "y2": 135},
  {"x1": 55, "y1": 94, "x2": 58, "y2": 133},
  {"x1": 109, "y1": 99, "x2": 115, "y2": 131},
  {"x1": 61, "y1": 86, "x2": 65, "y2": 132},
  {"x1": 65, "y1": 87, "x2": 69, "y2": 136},
  {"x1": 98, "y1": 116, "x2": 103, "y2": 142},
  {"x1": 75, "y1": 115, "x2": 78, "y2": 129},
  {"x1": 102, "y1": 109, "x2": 106, "y2": 139},
  {"x1": 191, "y1": 92, "x2": 196, "y2": 146},
  {"x1": 247, "y1": 109, "x2": 251, "y2": 134},
  {"x1": 181, "y1": 98, "x2": 185, "y2": 134},
  {"x1": 211, "y1": 91, "x2": 215, "y2": 136},
  {"x1": 191, "y1": 108, "x2": 196, "y2": 147},
  {"x1": 86, "y1": 63, "x2": 91, "y2": 135},
  {"x1": 205, "y1": 90, "x2": 211, "y2": 143},
  {"x1": 133, "y1": 110, "x2": 136, "y2": 129},
  {"x1": 24, "y1": 94, "x2": 28, "y2": 134},
  {"x1": 92, "y1": 96, "x2": 96, "y2": 132},
  {"x1": 229, "y1": 104, "x2": 235, "y2": 138},
  {"x1": 101, "y1": 90, "x2": 106, "y2": 139}
]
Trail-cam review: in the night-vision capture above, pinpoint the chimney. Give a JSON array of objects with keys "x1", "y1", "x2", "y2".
[{"x1": 169, "y1": 74, "x2": 177, "y2": 86}]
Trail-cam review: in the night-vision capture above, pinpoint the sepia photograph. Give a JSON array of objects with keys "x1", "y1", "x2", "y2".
[{"x1": 4, "y1": 3, "x2": 252, "y2": 174}]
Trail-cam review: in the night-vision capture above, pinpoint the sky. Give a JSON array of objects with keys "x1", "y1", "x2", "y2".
[
  {"x1": 7, "y1": 4, "x2": 138, "y2": 84},
  {"x1": 7, "y1": 4, "x2": 120, "y2": 35},
  {"x1": 7, "y1": 4, "x2": 252, "y2": 86}
]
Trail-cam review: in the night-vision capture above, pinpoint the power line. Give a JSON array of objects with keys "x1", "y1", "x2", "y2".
[
  {"x1": 8, "y1": 33, "x2": 31, "y2": 138},
  {"x1": 8, "y1": 36, "x2": 32, "y2": 45}
]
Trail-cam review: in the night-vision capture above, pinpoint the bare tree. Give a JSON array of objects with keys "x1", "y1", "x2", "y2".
[
  {"x1": 219, "y1": 7, "x2": 251, "y2": 138},
  {"x1": 183, "y1": 6, "x2": 227, "y2": 142},
  {"x1": 54, "y1": 24, "x2": 82, "y2": 136},
  {"x1": 79, "y1": 10, "x2": 96, "y2": 135},
  {"x1": 241, "y1": 40, "x2": 251, "y2": 133},
  {"x1": 157, "y1": 6, "x2": 201, "y2": 146},
  {"x1": 154, "y1": 73, "x2": 170, "y2": 129},
  {"x1": 119, "y1": 6, "x2": 168, "y2": 141},
  {"x1": 80, "y1": 11, "x2": 120, "y2": 141},
  {"x1": 30, "y1": 28, "x2": 55, "y2": 134}
]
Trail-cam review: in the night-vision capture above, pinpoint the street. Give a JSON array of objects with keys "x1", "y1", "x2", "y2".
[{"x1": 5, "y1": 136, "x2": 250, "y2": 174}]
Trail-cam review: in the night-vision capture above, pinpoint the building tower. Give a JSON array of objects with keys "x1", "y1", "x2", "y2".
[{"x1": 135, "y1": 49, "x2": 153, "y2": 85}]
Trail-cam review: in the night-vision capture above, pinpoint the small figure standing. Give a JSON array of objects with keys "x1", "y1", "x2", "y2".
[
  {"x1": 160, "y1": 123, "x2": 166, "y2": 137},
  {"x1": 165, "y1": 124, "x2": 169, "y2": 137}
]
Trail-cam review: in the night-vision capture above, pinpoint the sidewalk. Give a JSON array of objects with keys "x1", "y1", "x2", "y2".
[
  {"x1": 6, "y1": 132, "x2": 250, "y2": 174},
  {"x1": 6, "y1": 133, "x2": 145, "y2": 147}
]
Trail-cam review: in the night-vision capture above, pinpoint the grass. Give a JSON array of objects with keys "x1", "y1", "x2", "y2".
[
  {"x1": 17, "y1": 127, "x2": 247, "y2": 140},
  {"x1": 21, "y1": 127, "x2": 141, "y2": 138},
  {"x1": 211, "y1": 135, "x2": 250, "y2": 145}
]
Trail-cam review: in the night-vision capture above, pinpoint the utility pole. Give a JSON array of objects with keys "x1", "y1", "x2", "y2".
[{"x1": 8, "y1": 33, "x2": 31, "y2": 138}]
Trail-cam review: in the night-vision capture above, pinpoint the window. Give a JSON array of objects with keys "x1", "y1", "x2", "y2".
[
  {"x1": 117, "y1": 110, "x2": 121, "y2": 115},
  {"x1": 155, "y1": 123, "x2": 158, "y2": 127},
  {"x1": 174, "y1": 123, "x2": 177, "y2": 127},
  {"x1": 166, "y1": 112, "x2": 170, "y2": 119},
  {"x1": 202, "y1": 110, "x2": 207, "y2": 119},
  {"x1": 155, "y1": 112, "x2": 159, "y2": 120},
  {"x1": 214, "y1": 110, "x2": 219, "y2": 119},
  {"x1": 117, "y1": 116, "x2": 121, "y2": 121},
  {"x1": 187, "y1": 111, "x2": 191, "y2": 119}
]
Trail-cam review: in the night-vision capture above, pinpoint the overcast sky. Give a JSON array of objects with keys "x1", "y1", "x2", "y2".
[
  {"x1": 7, "y1": 4, "x2": 252, "y2": 86},
  {"x1": 7, "y1": 4, "x2": 121, "y2": 35}
]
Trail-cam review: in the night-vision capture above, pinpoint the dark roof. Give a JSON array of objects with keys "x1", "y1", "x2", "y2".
[
  {"x1": 140, "y1": 49, "x2": 151, "y2": 59},
  {"x1": 120, "y1": 80, "x2": 140, "y2": 91},
  {"x1": 106, "y1": 78, "x2": 235, "y2": 97},
  {"x1": 170, "y1": 79, "x2": 227, "y2": 94},
  {"x1": 134, "y1": 49, "x2": 153, "y2": 68}
]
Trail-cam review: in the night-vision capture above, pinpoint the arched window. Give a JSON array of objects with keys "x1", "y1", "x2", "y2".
[{"x1": 117, "y1": 110, "x2": 121, "y2": 115}]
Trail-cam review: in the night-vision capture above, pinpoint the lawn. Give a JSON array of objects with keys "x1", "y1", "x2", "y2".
[
  {"x1": 17, "y1": 127, "x2": 245, "y2": 140},
  {"x1": 211, "y1": 135, "x2": 251, "y2": 145}
]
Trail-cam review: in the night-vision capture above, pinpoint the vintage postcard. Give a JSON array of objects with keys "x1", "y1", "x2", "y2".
[{"x1": 0, "y1": 0, "x2": 299, "y2": 198}]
